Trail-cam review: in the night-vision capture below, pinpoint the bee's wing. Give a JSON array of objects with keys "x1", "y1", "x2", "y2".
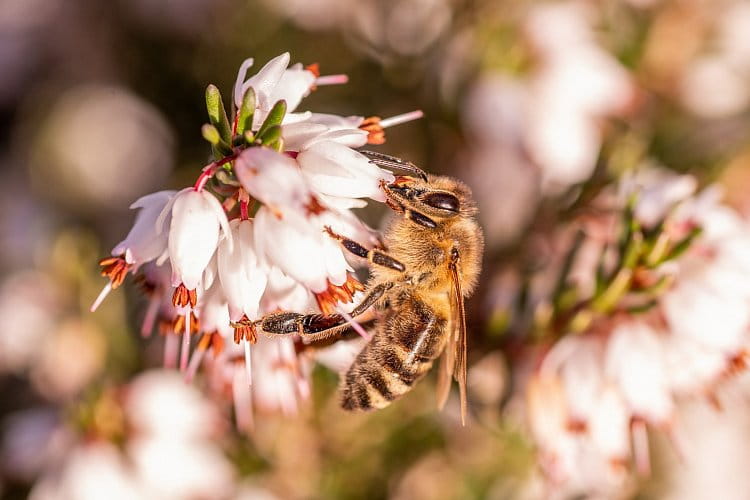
[
  {"x1": 450, "y1": 259, "x2": 468, "y2": 426},
  {"x1": 436, "y1": 256, "x2": 468, "y2": 425},
  {"x1": 435, "y1": 313, "x2": 455, "y2": 411}
]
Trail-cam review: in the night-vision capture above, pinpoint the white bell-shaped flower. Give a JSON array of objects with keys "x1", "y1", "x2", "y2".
[
  {"x1": 588, "y1": 385, "x2": 630, "y2": 462},
  {"x1": 166, "y1": 188, "x2": 231, "y2": 290},
  {"x1": 199, "y1": 284, "x2": 233, "y2": 338},
  {"x1": 663, "y1": 281, "x2": 749, "y2": 354},
  {"x1": 217, "y1": 219, "x2": 268, "y2": 321},
  {"x1": 234, "y1": 53, "x2": 317, "y2": 129},
  {"x1": 282, "y1": 115, "x2": 367, "y2": 151},
  {"x1": 260, "y1": 266, "x2": 314, "y2": 312},
  {"x1": 234, "y1": 53, "x2": 289, "y2": 125},
  {"x1": 112, "y1": 190, "x2": 176, "y2": 268},
  {"x1": 253, "y1": 207, "x2": 350, "y2": 293},
  {"x1": 297, "y1": 140, "x2": 395, "y2": 202},
  {"x1": 268, "y1": 62, "x2": 316, "y2": 114},
  {"x1": 234, "y1": 147, "x2": 318, "y2": 220},
  {"x1": 605, "y1": 322, "x2": 673, "y2": 424}
]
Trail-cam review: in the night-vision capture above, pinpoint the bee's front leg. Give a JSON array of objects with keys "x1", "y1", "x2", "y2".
[
  {"x1": 324, "y1": 227, "x2": 406, "y2": 272},
  {"x1": 254, "y1": 283, "x2": 391, "y2": 340}
]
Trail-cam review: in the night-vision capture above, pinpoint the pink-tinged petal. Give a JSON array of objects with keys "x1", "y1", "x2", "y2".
[
  {"x1": 113, "y1": 191, "x2": 177, "y2": 266},
  {"x1": 314, "y1": 337, "x2": 368, "y2": 373},
  {"x1": 558, "y1": 337, "x2": 604, "y2": 423},
  {"x1": 168, "y1": 189, "x2": 225, "y2": 290},
  {"x1": 526, "y1": 374, "x2": 569, "y2": 454},
  {"x1": 664, "y1": 335, "x2": 726, "y2": 395},
  {"x1": 233, "y1": 58, "x2": 254, "y2": 108},
  {"x1": 318, "y1": 208, "x2": 380, "y2": 248},
  {"x1": 253, "y1": 208, "x2": 331, "y2": 293},
  {"x1": 240, "y1": 52, "x2": 290, "y2": 127},
  {"x1": 605, "y1": 322, "x2": 673, "y2": 424},
  {"x1": 129, "y1": 437, "x2": 235, "y2": 500},
  {"x1": 322, "y1": 236, "x2": 351, "y2": 286},
  {"x1": 588, "y1": 385, "x2": 630, "y2": 461},
  {"x1": 318, "y1": 194, "x2": 368, "y2": 210},
  {"x1": 300, "y1": 128, "x2": 368, "y2": 150},
  {"x1": 235, "y1": 147, "x2": 316, "y2": 217},
  {"x1": 200, "y1": 286, "x2": 233, "y2": 338},
  {"x1": 268, "y1": 63, "x2": 316, "y2": 113},
  {"x1": 202, "y1": 253, "x2": 218, "y2": 291},
  {"x1": 282, "y1": 121, "x2": 328, "y2": 151},
  {"x1": 125, "y1": 370, "x2": 221, "y2": 439},
  {"x1": 281, "y1": 111, "x2": 312, "y2": 125},
  {"x1": 308, "y1": 112, "x2": 363, "y2": 128},
  {"x1": 620, "y1": 169, "x2": 697, "y2": 228},
  {"x1": 217, "y1": 220, "x2": 267, "y2": 321},
  {"x1": 663, "y1": 281, "x2": 750, "y2": 353},
  {"x1": 260, "y1": 266, "x2": 314, "y2": 312},
  {"x1": 282, "y1": 121, "x2": 367, "y2": 151},
  {"x1": 297, "y1": 140, "x2": 394, "y2": 201},
  {"x1": 251, "y1": 337, "x2": 307, "y2": 415}
]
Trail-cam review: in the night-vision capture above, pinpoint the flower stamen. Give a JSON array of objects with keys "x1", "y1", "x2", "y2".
[
  {"x1": 98, "y1": 256, "x2": 131, "y2": 289},
  {"x1": 172, "y1": 283, "x2": 198, "y2": 308},
  {"x1": 231, "y1": 315, "x2": 257, "y2": 344},
  {"x1": 359, "y1": 110, "x2": 424, "y2": 145},
  {"x1": 314, "y1": 274, "x2": 365, "y2": 314}
]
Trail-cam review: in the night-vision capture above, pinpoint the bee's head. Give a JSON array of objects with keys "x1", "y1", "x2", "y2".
[{"x1": 384, "y1": 175, "x2": 478, "y2": 222}]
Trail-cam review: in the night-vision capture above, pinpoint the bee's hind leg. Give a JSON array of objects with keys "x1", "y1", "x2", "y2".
[
  {"x1": 254, "y1": 283, "x2": 391, "y2": 341},
  {"x1": 324, "y1": 227, "x2": 406, "y2": 272}
]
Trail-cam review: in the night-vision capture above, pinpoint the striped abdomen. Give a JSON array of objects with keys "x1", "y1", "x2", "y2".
[{"x1": 341, "y1": 293, "x2": 447, "y2": 411}]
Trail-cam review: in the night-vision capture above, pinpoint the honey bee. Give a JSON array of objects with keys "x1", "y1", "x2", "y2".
[{"x1": 253, "y1": 152, "x2": 484, "y2": 423}]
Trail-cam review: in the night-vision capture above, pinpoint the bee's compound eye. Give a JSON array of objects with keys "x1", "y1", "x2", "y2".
[{"x1": 423, "y1": 192, "x2": 460, "y2": 212}]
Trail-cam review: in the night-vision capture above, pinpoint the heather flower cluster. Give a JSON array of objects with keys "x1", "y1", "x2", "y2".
[
  {"x1": 91, "y1": 53, "x2": 421, "y2": 424},
  {"x1": 521, "y1": 169, "x2": 750, "y2": 497}
]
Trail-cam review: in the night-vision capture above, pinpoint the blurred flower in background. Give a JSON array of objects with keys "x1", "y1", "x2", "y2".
[{"x1": 4, "y1": 0, "x2": 750, "y2": 499}]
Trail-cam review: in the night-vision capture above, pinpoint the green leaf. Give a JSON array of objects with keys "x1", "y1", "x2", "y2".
[
  {"x1": 592, "y1": 268, "x2": 633, "y2": 313},
  {"x1": 260, "y1": 125, "x2": 282, "y2": 147},
  {"x1": 201, "y1": 124, "x2": 221, "y2": 145},
  {"x1": 255, "y1": 100, "x2": 287, "y2": 140},
  {"x1": 236, "y1": 87, "x2": 256, "y2": 136},
  {"x1": 666, "y1": 226, "x2": 703, "y2": 261},
  {"x1": 205, "y1": 84, "x2": 232, "y2": 143}
]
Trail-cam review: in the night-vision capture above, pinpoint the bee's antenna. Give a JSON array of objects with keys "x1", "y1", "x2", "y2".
[{"x1": 360, "y1": 151, "x2": 429, "y2": 182}]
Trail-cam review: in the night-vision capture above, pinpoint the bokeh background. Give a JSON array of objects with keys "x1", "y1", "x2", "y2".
[{"x1": 4, "y1": 0, "x2": 750, "y2": 498}]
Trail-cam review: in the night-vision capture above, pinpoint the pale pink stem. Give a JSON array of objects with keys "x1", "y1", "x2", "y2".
[
  {"x1": 90, "y1": 282, "x2": 112, "y2": 312},
  {"x1": 243, "y1": 340, "x2": 253, "y2": 386},
  {"x1": 141, "y1": 296, "x2": 160, "y2": 338},
  {"x1": 239, "y1": 189, "x2": 250, "y2": 220},
  {"x1": 633, "y1": 420, "x2": 651, "y2": 476},
  {"x1": 297, "y1": 377, "x2": 311, "y2": 401},
  {"x1": 233, "y1": 365, "x2": 253, "y2": 433},
  {"x1": 336, "y1": 305, "x2": 372, "y2": 341},
  {"x1": 315, "y1": 74, "x2": 349, "y2": 86},
  {"x1": 193, "y1": 154, "x2": 237, "y2": 191},
  {"x1": 378, "y1": 110, "x2": 424, "y2": 128},
  {"x1": 163, "y1": 334, "x2": 179, "y2": 369},
  {"x1": 185, "y1": 338, "x2": 207, "y2": 383},
  {"x1": 179, "y1": 311, "x2": 191, "y2": 372},
  {"x1": 275, "y1": 342, "x2": 297, "y2": 416}
]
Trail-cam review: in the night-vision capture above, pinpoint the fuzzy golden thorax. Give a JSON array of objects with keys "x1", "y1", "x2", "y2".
[{"x1": 375, "y1": 175, "x2": 484, "y2": 297}]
